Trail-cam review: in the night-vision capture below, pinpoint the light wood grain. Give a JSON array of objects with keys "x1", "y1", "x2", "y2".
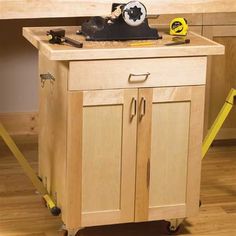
[
  {"x1": 38, "y1": 52, "x2": 68, "y2": 223},
  {"x1": 146, "y1": 86, "x2": 205, "y2": 220},
  {"x1": 214, "y1": 128, "x2": 236, "y2": 140},
  {"x1": 69, "y1": 57, "x2": 207, "y2": 91},
  {"x1": 25, "y1": 18, "x2": 215, "y2": 232},
  {"x1": 0, "y1": 112, "x2": 38, "y2": 135},
  {"x1": 135, "y1": 89, "x2": 153, "y2": 222},
  {"x1": 203, "y1": 12, "x2": 236, "y2": 25},
  {"x1": 23, "y1": 27, "x2": 224, "y2": 61},
  {"x1": 149, "y1": 204, "x2": 186, "y2": 221},
  {"x1": 203, "y1": 25, "x2": 236, "y2": 140},
  {"x1": 1, "y1": 136, "x2": 236, "y2": 235},
  {"x1": 66, "y1": 92, "x2": 83, "y2": 230},
  {"x1": 152, "y1": 86, "x2": 192, "y2": 102},
  {"x1": 81, "y1": 89, "x2": 137, "y2": 227},
  {"x1": 187, "y1": 26, "x2": 203, "y2": 35},
  {"x1": 149, "y1": 102, "x2": 190, "y2": 208},
  {"x1": 83, "y1": 90, "x2": 124, "y2": 106},
  {"x1": 204, "y1": 25, "x2": 236, "y2": 37},
  {"x1": 153, "y1": 14, "x2": 203, "y2": 26},
  {"x1": 82, "y1": 105, "x2": 123, "y2": 212},
  {"x1": 119, "y1": 90, "x2": 138, "y2": 222},
  {"x1": 186, "y1": 86, "x2": 205, "y2": 216},
  {"x1": 2, "y1": 0, "x2": 236, "y2": 19},
  {"x1": 82, "y1": 210, "x2": 123, "y2": 227}
]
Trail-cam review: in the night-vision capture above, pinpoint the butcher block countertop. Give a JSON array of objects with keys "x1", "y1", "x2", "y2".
[{"x1": 23, "y1": 26, "x2": 224, "y2": 61}]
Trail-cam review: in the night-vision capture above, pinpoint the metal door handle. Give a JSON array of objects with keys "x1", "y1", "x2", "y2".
[
  {"x1": 140, "y1": 97, "x2": 146, "y2": 119},
  {"x1": 130, "y1": 97, "x2": 137, "y2": 120},
  {"x1": 128, "y1": 72, "x2": 150, "y2": 83}
]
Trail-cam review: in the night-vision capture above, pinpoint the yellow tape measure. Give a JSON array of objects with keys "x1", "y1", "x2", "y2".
[{"x1": 170, "y1": 18, "x2": 188, "y2": 36}]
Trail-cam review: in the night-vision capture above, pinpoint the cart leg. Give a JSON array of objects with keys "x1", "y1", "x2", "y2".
[
  {"x1": 166, "y1": 218, "x2": 184, "y2": 233},
  {"x1": 202, "y1": 88, "x2": 236, "y2": 159},
  {"x1": 59, "y1": 225, "x2": 83, "y2": 236}
]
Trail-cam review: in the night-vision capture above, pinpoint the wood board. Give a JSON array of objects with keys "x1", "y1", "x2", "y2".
[{"x1": 1, "y1": 0, "x2": 236, "y2": 19}]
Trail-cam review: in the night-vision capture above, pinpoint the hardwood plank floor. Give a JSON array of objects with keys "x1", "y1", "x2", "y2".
[{"x1": 0, "y1": 136, "x2": 236, "y2": 235}]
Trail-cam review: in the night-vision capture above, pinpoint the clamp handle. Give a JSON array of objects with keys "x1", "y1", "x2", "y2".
[
  {"x1": 47, "y1": 29, "x2": 83, "y2": 48},
  {"x1": 64, "y1": 36, "x2": 83, "y2": 48}
]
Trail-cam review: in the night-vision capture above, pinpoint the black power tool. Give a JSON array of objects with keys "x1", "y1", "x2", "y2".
[{"x1": 79, "y1": 1, "x2": 162, "y2": 41}]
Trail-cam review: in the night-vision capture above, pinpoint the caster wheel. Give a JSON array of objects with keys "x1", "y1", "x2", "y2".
[
  {"x1": 59, "y1": 226, "x2": 82, "y2": 236},
  {"x1": 64, "y1": 232, "x2": 68, "y2": 236},
  {"x1": 167, "y1": 222, "x2": 181, "y2": 234},
  {"x1": 166, "y1": 219, "x2": 184, "y2": 235},
  {"x1": 59, "y1": 229, "x2": 68, "y2": 236},
  {"x1": 51, "y1": 206, "x2": 61, "y2": 216},
  {"x1": 59, "y1": 230, "x2": 79, "y2": 236}
]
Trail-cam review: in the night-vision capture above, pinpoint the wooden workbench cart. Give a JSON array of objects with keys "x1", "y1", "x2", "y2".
[{"x1": 23, "y1": 26, "x2": 224, "y2": 236}]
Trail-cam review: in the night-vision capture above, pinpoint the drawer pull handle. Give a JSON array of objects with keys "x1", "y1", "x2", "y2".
[
  {"x1": 128, "y1": 72, "x2": 150, "y2": 83},
  {"x1": 140, "y1": 97, "x2": 146, "y2": 119},
  {"x1": 40, "y1": 73, "x2": 55, "y2": 88},
  {"x1": 130, "y1": 97, "x2": 137, "y2": 120}
]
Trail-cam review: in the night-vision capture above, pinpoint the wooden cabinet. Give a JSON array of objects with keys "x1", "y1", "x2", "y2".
[
  {"x1": 25, "y1": 26, "x2": 223, "y2": 235},
  {"x1": 203, "y1": 21, "x2": 236, "y2": 139},
  {"x1": 39, "y1": 53, "x2": 205, "y2": 230},
  {"x1": 66, "y1": 86, "x2": 205, "y2": 228}
]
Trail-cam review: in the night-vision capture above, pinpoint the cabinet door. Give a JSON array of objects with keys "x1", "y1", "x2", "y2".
[
  {"x1": 135, "y1": 86, "x2": 205, "y2": 222},
  {"x1": 66, "y1": 89, "x2": 138, "y2": 228}
]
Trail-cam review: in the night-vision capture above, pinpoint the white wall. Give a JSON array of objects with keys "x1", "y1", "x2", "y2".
[{"x1": 0, "y1": 18, "x2": 83, "y2": 112}]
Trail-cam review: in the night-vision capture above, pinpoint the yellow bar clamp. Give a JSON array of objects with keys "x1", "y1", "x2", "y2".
[
  {"x1": 0, "y1": 122, "x2": 61, "y2": 216},
  {"x1": 202, "y1": 88, "x2": 236, "y2": 159}
]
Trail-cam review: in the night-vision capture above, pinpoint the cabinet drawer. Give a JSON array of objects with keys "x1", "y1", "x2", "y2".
[{"x1": 69, "y1": 57, "x2": 207, "y2": 91}]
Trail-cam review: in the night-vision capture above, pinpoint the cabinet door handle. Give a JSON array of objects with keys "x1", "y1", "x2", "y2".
[
  {"x1": 130, "y1": 97, "x2": 137, "y2": 120},
  {"x1": 147, "y1": 159, "x2": 150, "y2": 189},
  {"x1": 128, "y1": 72, "x2": 150, "y2": 83},
  {"x1": 140, "y1": 97, "x2": 146, "y2": 119}
]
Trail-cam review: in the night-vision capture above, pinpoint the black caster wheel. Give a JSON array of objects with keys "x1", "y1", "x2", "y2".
[{"x1": 51, "y1": 206, "x2": 61, "y2": 216}]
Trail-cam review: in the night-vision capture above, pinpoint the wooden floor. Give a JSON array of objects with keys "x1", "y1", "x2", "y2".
[{"x1": 0, "y1": 136, "x2": 236, "y2": 236}]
